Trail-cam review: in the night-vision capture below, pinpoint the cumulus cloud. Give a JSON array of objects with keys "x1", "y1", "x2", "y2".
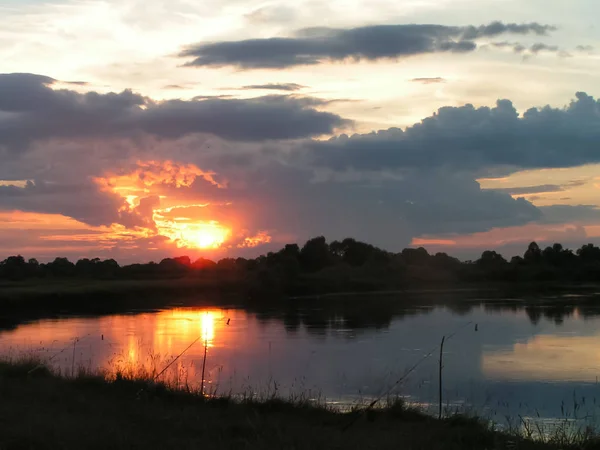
[
  {"x1": 306, "y1": 92, "x2": 600, "y2": 174},
  {"x1": 179, "y1": 21, "x2": 554, "y2": 69},
  {"x1": 0, "y1": 73, "x2": 349, "y2": 150},
  {"x1": 1, "y1": 75, "x2": 598, "y2": 259}
]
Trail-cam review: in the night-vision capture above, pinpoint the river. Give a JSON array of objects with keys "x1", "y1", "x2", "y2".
[{"x1": 2, "y1": 290, "x2": 600, "y2": 427}]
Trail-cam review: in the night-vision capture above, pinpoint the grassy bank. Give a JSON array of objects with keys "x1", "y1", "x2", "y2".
[{"x1": 0, "y1": 361, "x2": 597, "y2": 450}]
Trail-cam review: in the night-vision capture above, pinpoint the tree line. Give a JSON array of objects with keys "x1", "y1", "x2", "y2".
[{"x1": 1, "y1": 238, "x2": 600, "y2": 294}]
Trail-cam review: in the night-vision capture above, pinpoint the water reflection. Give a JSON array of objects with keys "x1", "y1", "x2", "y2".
[
  {"x1": 3, "y1": 293, "x2": 600, "y2": 423},
  {"x1": 483, "y1": 332, "x2": 600, "y2": 382}
]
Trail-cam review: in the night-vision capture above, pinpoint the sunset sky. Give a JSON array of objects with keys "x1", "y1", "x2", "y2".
[{"x1": 1, "y1": 0, "x2": 599, "y2": 262}]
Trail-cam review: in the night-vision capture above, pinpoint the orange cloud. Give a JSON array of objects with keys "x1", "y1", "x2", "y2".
[
  {"x1": 238, "y1": 231, "x2": 272, "y2": 248},
  {"x1": 95, "y1": 160, "x2": 224, "y2": 191},
  {"x1": 0, "y1": 210, "x2": 166, "y2": 259},
  {"x1": 0, "y1": 210, "x2": 87, "y2": 230},
  {"x1": 94, "y1": 160, "x2": 225, "y2": 210},
  {"x1": 93, "y1": 160, "x2": 242, "y2": 250},
  {"x1": 584, "y1": 225, "x2": 600, "y2": 237},
  {"x1": 1, "y1": 160, "x2": 271, "y2": 259},
  {"x1": 412, "y1": 238, "x2": 456, "y2": 246}
]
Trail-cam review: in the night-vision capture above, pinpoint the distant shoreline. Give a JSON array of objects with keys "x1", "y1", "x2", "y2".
[{"x1": 1, "y1": 277, "x2": 599, "y2": 332}]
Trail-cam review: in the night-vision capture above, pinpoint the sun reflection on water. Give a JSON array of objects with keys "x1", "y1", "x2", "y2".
[
  {"x1": 102, "y1": 309, "x2": 229, "y2": 382},
  {"x1": 165, "y1": 309, "x2": 224, "y2": 346}
]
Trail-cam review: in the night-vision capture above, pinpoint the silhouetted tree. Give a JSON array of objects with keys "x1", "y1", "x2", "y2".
[
  {"x1": 47, "y1": 257, "x2": 76, "y2": 277},
  {"x1": 300, "y1": 236, "x2": 333, "y2": 272},
  {"x1": 477, "y1": 251, "x2": 507, "y2": 267},
  {"x1": 524, "y1": 242, "x2": 542, "y2": 264},
  {"x1": 330, "y1": 238, "x2": 380, "y2": 267},
  {"x1": 2, "y1": 239, "x2": 600, "y2": 290},
  {"x1": 0, "y1": 255, "x2": 27, "y2": 280},
  {"x1": 577, "y1": 244, "x2": 600, "y2": 262},
  {"x1": 193, "y1": 258, "x2": 217, "y2": 270},
  {"x1": 401, "y1": 247, "x2": 430, "y2": 265},
  {"x1": 158, "y1": 257, "x2": 190, "y2": 275},
  {"x1": 510, "y1": 256, "x2": 524, "y2": 265}
]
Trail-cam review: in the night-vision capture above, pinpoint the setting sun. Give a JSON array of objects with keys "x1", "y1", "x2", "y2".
[
  {"x1": 181, "y1": 222, "x2": 231, "y2": 249},
  {"x1": 93, "y1": 161, "x2": 235, "y2": 250}
]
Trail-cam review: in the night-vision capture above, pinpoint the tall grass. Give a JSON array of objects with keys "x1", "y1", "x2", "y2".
[{"x1": 5, "y1": 337, "x2": 600, "y2": 449}]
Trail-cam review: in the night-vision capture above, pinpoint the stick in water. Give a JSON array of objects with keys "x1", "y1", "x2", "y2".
[
  {"x1": 439, "y1": 335, "x2": 445, "y2": 420},
  {"x1": 154, "y1": 336, "x2": 201, "y2": 381},
  {"x1": 200, "y1": 337, "x2": 208, "y2": 397}
]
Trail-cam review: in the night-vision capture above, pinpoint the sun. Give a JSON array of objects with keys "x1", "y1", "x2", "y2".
[{"x1": 178, "y1": 221, "x2": 230, "y2": 249}]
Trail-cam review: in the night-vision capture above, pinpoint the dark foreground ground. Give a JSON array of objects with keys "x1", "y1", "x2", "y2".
[{"x1": 0, "y1": 362, "x2": 597, "y2": 450}]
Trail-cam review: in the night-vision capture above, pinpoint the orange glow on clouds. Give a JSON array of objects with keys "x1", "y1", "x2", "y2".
[
  {"x1": 158, "y1": 219, "x2": 231, "y2": 249},
  {"x1": 0, "y1": 210, "x2": 86, "y2": 230},
  {"x1": 93, "y1": 160, "x2": 268, "y2": 251},
  {"x1": 239, "y1": 231, "x2": 272, "y2": 248},
  {"x1": 94, "y1": 160, "x2": 224, "y2": 193},
  {"x1": 412, "y1": 238, "x2": 456, "y2": 246}
]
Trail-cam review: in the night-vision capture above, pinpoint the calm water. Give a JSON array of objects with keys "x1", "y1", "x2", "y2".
[{"x1": 3, "y1": 292, "x2": 600, "y2": 424}]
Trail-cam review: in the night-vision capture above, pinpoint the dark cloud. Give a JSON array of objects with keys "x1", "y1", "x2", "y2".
[
  {"x1": 191, "y1": 94, "x2": 233, "y2": 100},
  {"x1": 141, "y1": 95, "x2": 349, "y2": 141},
  {"x1": 530, "y1": 43, "x2": 560, "y2": 54},
  {"x1": 0, "y1": 73, "x2": 350, "y2": 149},
  {"x1": 487, "y1": 180, "x2": 587, "y2": 196},
  {"x1": 306, "y1": 92, "x2": 600, "y2": 175},
  {"x1": 491, "y1": 41, "x2": 562, "y2": 56},
  {"x1": 239, "y1": 83, "x2": 306, "y2": 91},
  {"x1": 460, "y1": 22, "x2": 555, "y2": 39},
  {"x1": 0, "y1": 180, "x2": 129, "y2": 227},
  {"x1": 194, "y1": 162, "x2": 541, "y2": 250},
  {"x1": 539, "y1": 205, "x2": 600, "y2": 224},
  {"x1": 179, "y1": 22, "x2": 554, "y2": 69},
  {"x1": 488, "y1": 184, "x2": 564, "y2": 195},
  {"x1": 411, "y1": 77, "x2": 446, "y2": 84}
]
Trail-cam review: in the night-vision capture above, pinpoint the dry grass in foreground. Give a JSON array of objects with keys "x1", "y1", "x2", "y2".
[{"x1": 0, "y1": 360, "x2": 599, "y2": 450}]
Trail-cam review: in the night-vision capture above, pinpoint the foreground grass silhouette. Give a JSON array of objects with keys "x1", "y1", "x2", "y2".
[{"x1": 1, "y1": 362, "x2": 598, "y2": 450}]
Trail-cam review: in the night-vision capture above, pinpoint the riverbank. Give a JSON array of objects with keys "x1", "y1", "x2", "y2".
[
  {"x1": 0, "y1": 361, "x2": 591, "y2": 450},
  {"x1": 3, "y1": 276, "x2": 597, "y2": 300},
  {"x1": 1, "y1": 277, "x2": 599, "y2": 332},
  {"x1": 0, "y1": 278, "x2": 244, "y2": 330}
]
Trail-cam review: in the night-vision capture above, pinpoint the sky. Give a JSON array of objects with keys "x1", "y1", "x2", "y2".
[{"x1": 1, "y1": 0, "x2": 599, "y2": 263}]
